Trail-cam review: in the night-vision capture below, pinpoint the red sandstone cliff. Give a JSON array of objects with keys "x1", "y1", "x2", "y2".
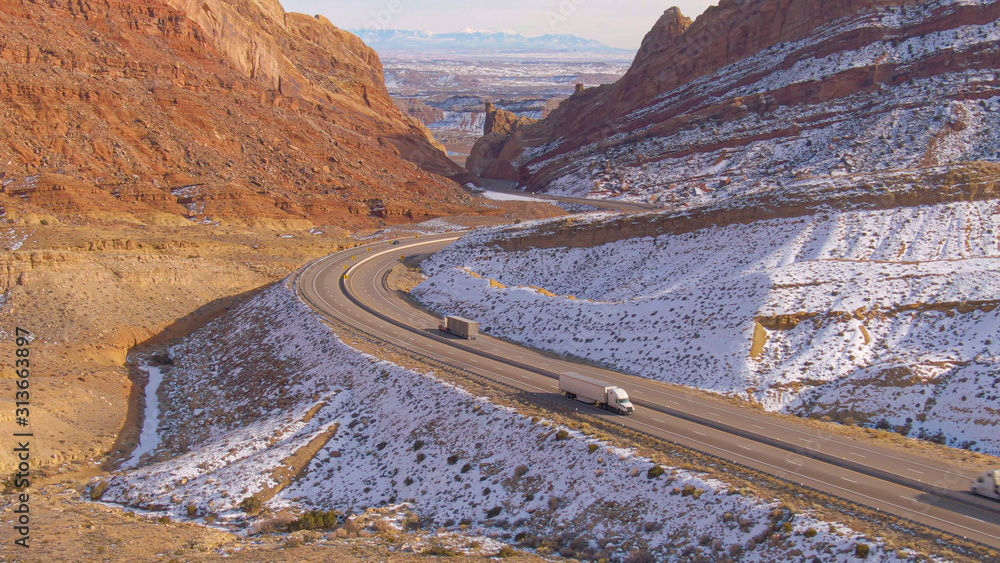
[
  {"x1": 468, "y1": 0, "x2": 1000, "y2": 203},
  {"x1": 0, "y1": 0, "x2": 478, "y2": 228}
]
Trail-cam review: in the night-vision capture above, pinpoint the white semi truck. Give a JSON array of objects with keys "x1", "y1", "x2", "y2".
[
  {"x1": 972, "y1": 469, "x2": 1000, "y2": 500},
  {"x1": 559, "y1": 371, "x2": 634, "y2": 415},
  {"x1": 438, "y1": 316, "x2": 479, "y2": 339}
]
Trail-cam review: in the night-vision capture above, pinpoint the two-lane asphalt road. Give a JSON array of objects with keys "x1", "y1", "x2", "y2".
[{"x1": 297, "y1": 234, "x2": 1000, "y2": 549}]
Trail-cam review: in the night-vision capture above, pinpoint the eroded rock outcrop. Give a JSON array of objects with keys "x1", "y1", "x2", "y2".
[{"x1": 466, "y1": 102, "x2": 538, "y2": 178}]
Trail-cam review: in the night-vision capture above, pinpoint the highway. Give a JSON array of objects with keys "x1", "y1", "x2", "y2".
[
  {"x1": 478, "y1": 179, "x2": 662, "y2": 213},
  {"x1": 297, "y1": 233, "x2": 1000, "y2": 550}
]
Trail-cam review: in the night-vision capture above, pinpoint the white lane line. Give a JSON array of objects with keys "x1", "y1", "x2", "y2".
[
  {"x1": 739, "y1": 445, "x2": 752, "y2": 451},
  {"x1": 652, "y1": 418, "x2": 667, "y2": 423},
  {"x1": 906, "y1": 468, "x2": 924, "y2": 475},
  {"x1": 842, "y1": 477, "x2": 857, "y2": 484},
  {"x1": 849, "y1": 452, "x2": 866, "y2": 458},
  {"x1": 708, "y1": 412, "x2": 720, "y2": 417},
  {"x1": 751, "y1": 424, "x2": 764, "y2": 430},
  {"x1": 692, "y1": 431, "x2": 706, "y2": 436}
]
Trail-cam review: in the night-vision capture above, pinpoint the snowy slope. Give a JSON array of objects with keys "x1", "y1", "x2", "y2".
[
  {"x1": 99, "y1": 280, "x2": 907, "y2": 560},
  {"x1": 474, "y1": 0, "x2": 1000, "y2": 205},
  {"x1": 415, "y1": 199, "x2": 1000, "y2": 454}
]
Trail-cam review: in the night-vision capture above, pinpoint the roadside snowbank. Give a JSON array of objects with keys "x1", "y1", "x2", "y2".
[{"x1": 100, "y1": 280, "x2": 907, "y2": 560}]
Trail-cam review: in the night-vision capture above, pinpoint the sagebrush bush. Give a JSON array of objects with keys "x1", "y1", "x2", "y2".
[
  {"x1": 90, "y1": 481, "x2": 110, "y2": 501},
  {"x1": 288, "y1": 510, "x2": 341, "y2": 531},
  {"x1": 856, "y1": 543, "x2": 871, "y2": 558},
  {"x1": 239, "y1": 496, "x2": 262, "y2": 514}
]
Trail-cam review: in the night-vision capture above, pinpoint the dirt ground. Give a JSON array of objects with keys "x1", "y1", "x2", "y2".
[{"x1": 0, "y1": 204, "x2": 560, "y2": 561}]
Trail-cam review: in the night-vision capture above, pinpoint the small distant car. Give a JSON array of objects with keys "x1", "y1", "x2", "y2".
[{"x1": 390, "y1": 240, "x2": 401, "y2": 245}]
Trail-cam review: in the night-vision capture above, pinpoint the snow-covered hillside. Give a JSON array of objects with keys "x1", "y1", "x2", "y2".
[
  {"x1": 98, "y1": 280, "x2": 906, "y2": 560},
  {"x1": 472, "y1": 0, "x2": 1000, "y2": 205},
  {"x1": 415, "y1": 199, "x2": 1000, "y2": 454}
]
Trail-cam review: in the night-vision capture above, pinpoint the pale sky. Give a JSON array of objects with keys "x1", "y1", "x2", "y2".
[{"x1": 279, "y1": 1, "x2": 718, "y2": 50}]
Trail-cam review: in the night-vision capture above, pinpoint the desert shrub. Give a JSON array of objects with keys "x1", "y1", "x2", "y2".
[
  {"x1": 855, "y1": 543, "x2": 871, "y2": 558},
  {"x1": 461, "y1": 463, "x2": 472, "y2": 474},
  {"x1": 90, "y1": 481, "x2": 110, "y2": 501},
  {"x1": 157, "y1": 515, "x2": 171, "y2": 524},
  {"x1": 423, "y1": 545, "x2": 458, "y2": 556},
  {"x1": 251, "y1": 515, "x2": 295, "y2": 534},
  {"x1": 588, "y1": 444, "x2": 599, "y2": 454},
  {"x1": 343, "y1": 518, "x2": 363, "y2": 536},
  {"x1": 239, "y1": 496, "x2": 263, "y2": 513},
  {"x1": 514, "y1": 464, "x2": 529, "y2": 477},
  {"x1": 497, "y1": 545, "x2": 518, "y2": 558},
  {"x1": 548, "y1": 496, "x2": 560, "y2": 510},
  {"x1": 728, "y1": 543, "x2": 743, "y2": 558},
  {"x1": 404, "y1": 476, "x2": 413, "y2": 486},
  {"x1": 413, "y1": 439, "x2": 424, "y2": 451},
  {"x1": 681, "y1": 484, "x2": 697, "y2": 496},
  {"x1": 403, "y1": 513, "x2": 423, "y2": 531},
  {"x1": 447, "y1": 454, "x2": 460, "y2": 465},
  {"x1": 555, "y1": 429, "x2": 570, "y2": 440},
  {"x1": 186, "y1": 504, "x2": 198, "y2": 518},
  {"x1": 803, "y1": 528, "x2": 818, "y2": 538},
  {"x1": 486, "y1": 506, "x2": 502, "y2": 519},
  {"x1": 416, "y1": 453, "x2": 426, "y2": 463},
  {"x1": 289, "y1": 510, "x2": 341, "y2": 531},
  {"x1": 647, "y1": 465, "x2": 665, "y2": 479}
]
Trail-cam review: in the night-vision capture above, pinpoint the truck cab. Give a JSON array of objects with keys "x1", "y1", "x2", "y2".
[
  {"x1": 609, "y1": 388, "x2": 634, "y2": 415},
  {"x1": 972, "y1": 469, "x2": 1000, "y2": 500}
]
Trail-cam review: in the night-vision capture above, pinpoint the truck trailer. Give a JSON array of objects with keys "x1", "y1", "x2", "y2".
[
  {"x1": 972, "y1": 469, "x2": 1000, "y2": 500},
  {"x1": 438, "y1": 316, "x2": 479, "y2": 339},
  {"x1": 559, "y1": 371, "x2": 634, "y2": 415}
]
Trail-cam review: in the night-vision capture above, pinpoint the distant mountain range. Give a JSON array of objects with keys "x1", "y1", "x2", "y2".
[{"x1": 350, "y1": 28, "x2": 633, "y2": 54}]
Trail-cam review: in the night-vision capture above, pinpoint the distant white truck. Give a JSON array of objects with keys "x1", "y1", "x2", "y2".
[
  {"x1": 972, "y1": 469, "x2": 1000, "y2": 500},
  {"x1": 438, "y1": 316, "x2": 479, "y2": 339},
  {"x1": 559, "y1": 371, "x2": 634, "y2": 415}
]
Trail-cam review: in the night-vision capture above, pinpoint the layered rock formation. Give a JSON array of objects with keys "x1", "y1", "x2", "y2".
[
  {"x1": 0, "y1": 0, "x2": 482, "y2": 229},
  {"x1": 466, "y1": 102, "x2": 538, "y2": 177},
  {"x1": 469, "y1": 0, "x2": 1000, "y2": 203}
]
